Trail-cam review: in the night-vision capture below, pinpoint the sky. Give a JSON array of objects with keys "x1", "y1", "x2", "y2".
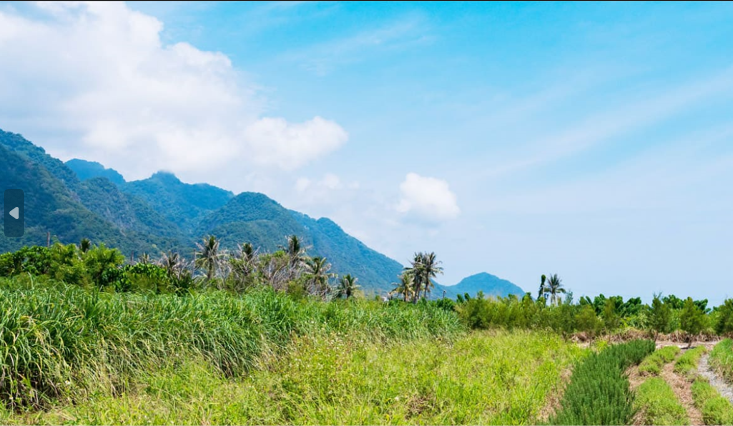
[{"x1": 0, "y1": 1, "x2": 732, "y2": 304}]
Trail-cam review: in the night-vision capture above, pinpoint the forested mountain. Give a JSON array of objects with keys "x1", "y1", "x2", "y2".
[
  {"x1": 2, "y1": 128, "x2": 524, "y2": 296},
  {"x1": 123, "y1": 171, "x2": 234, "y2": 234},
  {"x1": 436, "y1": 272, "x2": 526, "y2": 299},
  {"x1": 1, "y1": 128, "x2": 403, "y2": 291}
]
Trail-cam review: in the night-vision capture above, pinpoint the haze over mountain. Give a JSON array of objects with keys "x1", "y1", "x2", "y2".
[{"x1": 2, "y1": 128, "x2": 524, "y2": 296}]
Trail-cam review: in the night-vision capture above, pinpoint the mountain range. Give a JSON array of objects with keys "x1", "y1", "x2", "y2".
[{"x1": 0, "y1": 128, "x2": 524, "y2": 296}]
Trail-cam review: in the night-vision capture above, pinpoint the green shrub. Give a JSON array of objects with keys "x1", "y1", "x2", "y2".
[
  {"x1": 638, "y1": 345, "x2": 681, "y2": 376},
  {"x1": 550, "y1": 339, "x2": 655, "y2": 425},
  {"x1": 635, "y1": 377, "x2": 688, "y2": 425},
  {"x1": 674, "y1": 346, "x2": 707, "y2": 375},
  {"x1": 709, "y1": 339, "x2": 733, "y2": 383},
  {"x1": 691, "y1": 377, "x2": 733, "y2": 425}
]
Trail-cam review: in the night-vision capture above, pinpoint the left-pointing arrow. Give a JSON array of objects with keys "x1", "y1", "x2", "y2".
[{"x1": 9, "y1": 207, "x2": 19, "y2": 220}]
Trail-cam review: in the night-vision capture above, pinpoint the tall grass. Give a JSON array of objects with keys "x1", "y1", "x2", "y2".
[
  {"x1": 0, "y1": 276, "x2": 463, "y2": 409},
  {"x1": 709, "y1": 339, "x2": 733, "y2": 383},
  {"x1": 7, "y1": 331, "x2": 584, "y2": 425},
  {"x1": 550, "y1": 339, "x2": 655, "y2": 425}
]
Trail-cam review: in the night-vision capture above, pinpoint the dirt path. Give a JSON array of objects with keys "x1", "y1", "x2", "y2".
[
  {"x1": 698, "y1": 353, "x2": 733, "y2": 405},
  {"x1": 660, "y1": 358, "x2": 704, "y2": 425}
]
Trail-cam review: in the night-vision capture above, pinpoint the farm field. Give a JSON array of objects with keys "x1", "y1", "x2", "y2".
[{"x1": 1, "y1": 244, "x2": 733, "y2": 425}]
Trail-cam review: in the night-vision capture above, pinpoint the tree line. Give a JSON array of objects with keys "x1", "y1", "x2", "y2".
[{"x1": 0, "y1": 235, "x2": 362, "y2": 300}]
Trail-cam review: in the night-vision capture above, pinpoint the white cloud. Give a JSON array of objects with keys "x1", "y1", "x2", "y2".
[
  {"x1": 396, "y1": 173, "x2": 460, "y2": 221},
  {"x1": 244, "y1": 117, "x2": 347, "y2": 170},
  {"x1": 0, "y1": 2, "x2": 347, "y2": 180}
]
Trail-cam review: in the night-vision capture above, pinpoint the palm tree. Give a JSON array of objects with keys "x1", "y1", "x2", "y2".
[
  {"x1": 538, "y1": 274, "x2": 547, "y2": 300},
  {"x1": 138, "y1": 253, "x2": 151, "y2": 265},
  {"x1": 195, "y1": 235, "x2": 222, "y2": 281},
  {"x1": 80, "y1": 238, "x2": 91, "y2": 254},
  {"x1": 404, "y1": 252, "x2": 425, "y2": 303},
  {"x1": 419, "y1": 252, "x2": 443, "y2": 299},
  {"x1": 231, "y1": 242, "x2": 257, "y2": 277},
  {"x1": 543, "y1": 274, "x2": 566, "y2": 306},
  {"x1": 333, "y1": 274, "x2": 360, "y2": 299},
  {"x1": 160, "y1": 251, "x2": 183, "y2": 279},
  {"x1": 390, "y1": 272, "x2": 414, "y2": 302},
  {"x1": 304, "y1": 256, "x2": 333, "y2": 297},
  {"x1": 282, "y1": 235, "x2": 307, "y2": 280}
]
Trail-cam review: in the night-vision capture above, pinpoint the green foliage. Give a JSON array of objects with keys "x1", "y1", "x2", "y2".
[
  {"x1": 550, "y1": 339, "x2": 655, "y2": 425},
  {"x1": 576, "y1": 303, "x2": 603, "y2": 338},
  {"x1": 716, "y1": 300, "x2": 733, "y2": 335},
  {"x1": 673, "y1": 346, "x2": 707, "y2": 375},
  {"x1": 709, "y1": 339, "x2": 733, "y2": 383},
  {"x1": 603, "y1": 298, "x2": 621, "y2": 332},
  {"x1": 456, "y1": 294, "x2": 586, "y2": 336},
  {"x1": 681, "y1": 297, "x2": 707, "y2": 345},
  {"x1": 649, "y1": 294, "x2": 673, "y2": 339},
  {"x1": 638, "y1": 345, "x2": 681, "y2": 376},
  {"x1": 691, "y1": 377, "x2": 733, "y2": 425},
  {"x1": 634, "y1": 377, "x2": 689, "y2": 425}
]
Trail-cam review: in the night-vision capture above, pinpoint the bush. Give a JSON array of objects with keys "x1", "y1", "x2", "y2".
[
  {"x1": 634, "y1": 377, "x2": 688, "y2": 425},
  {"x1": 550, "y1": 339, "x2": 655, "y2": 425},
  {"x1": 691, "y1": 377, "x2": 733, "y2": 425},
  {"x1": 638, "y1": 345, "x2": 681, "y2": 376}
]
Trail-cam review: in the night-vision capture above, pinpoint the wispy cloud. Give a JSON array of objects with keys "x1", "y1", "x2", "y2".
[
  {"x1": 472, "y1": 65, "x2": 733, "y2": 179},
  {"x1": 281, "y1": 14, "x2": 433, "y2": 76}
]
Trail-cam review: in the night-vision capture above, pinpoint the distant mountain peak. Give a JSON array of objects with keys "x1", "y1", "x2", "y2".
[
  {"x1": 66, "y1": 159, "x2": 126, "y2": 185},
  {"x1": 436, "y1": 271, "x2": 525, "y2": 299},
  {"x1": 150, "y1": 171, "x2": 181, "y2": 182}
]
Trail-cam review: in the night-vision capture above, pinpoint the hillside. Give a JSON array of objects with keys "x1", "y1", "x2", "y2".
[
  {"x1": 0, "y1": 142, "x2": 137, "y2": 253},
  {"x1": 437, "y1": 272, "x2": 525, "y2": 299},
  {"x1": 195, "y1": 193, "x2": 404, "y2": 291},
  {"x1": 124, "y1": 172, "x2": 234, "y2": 234}
]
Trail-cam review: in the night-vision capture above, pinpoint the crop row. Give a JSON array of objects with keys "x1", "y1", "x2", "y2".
[{"x1": 550, "y1": 339, "x2": 655, "y2": 425}]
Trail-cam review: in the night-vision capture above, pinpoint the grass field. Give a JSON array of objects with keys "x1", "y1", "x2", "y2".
[
  {"x1": 3, "y1": 331, "x2": 583, "y2": 425},
  {"x1": 3, "y1": 275, "x2": 733, "y2": 425}
]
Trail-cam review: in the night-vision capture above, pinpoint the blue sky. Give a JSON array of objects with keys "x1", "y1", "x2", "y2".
[{"x1": 1, "y1": 2, "x2": 732, "y2": 303}]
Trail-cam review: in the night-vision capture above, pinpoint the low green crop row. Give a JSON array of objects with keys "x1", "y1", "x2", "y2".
[
  {"x1": 638, "y1": 345, "x2": 681, "y2": 376},
  {"x1": 634, "y1": 377, "x2": 689, "y2": 425},
  {"x1": 710, "y1": 339, "x2": 733, "y2": 383},
  {"x1": 0, "y1": 277, "x2": 463, "y2": 409},
  {"x1": 674, "y1": 346, "x2": 707, "y2": 376},
  {"x1": 691, "y1": 377, "x2": 733, "y2": 425},
  {"x1": 550, "y1": 339, "x2": 655, "y2": 425}
]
